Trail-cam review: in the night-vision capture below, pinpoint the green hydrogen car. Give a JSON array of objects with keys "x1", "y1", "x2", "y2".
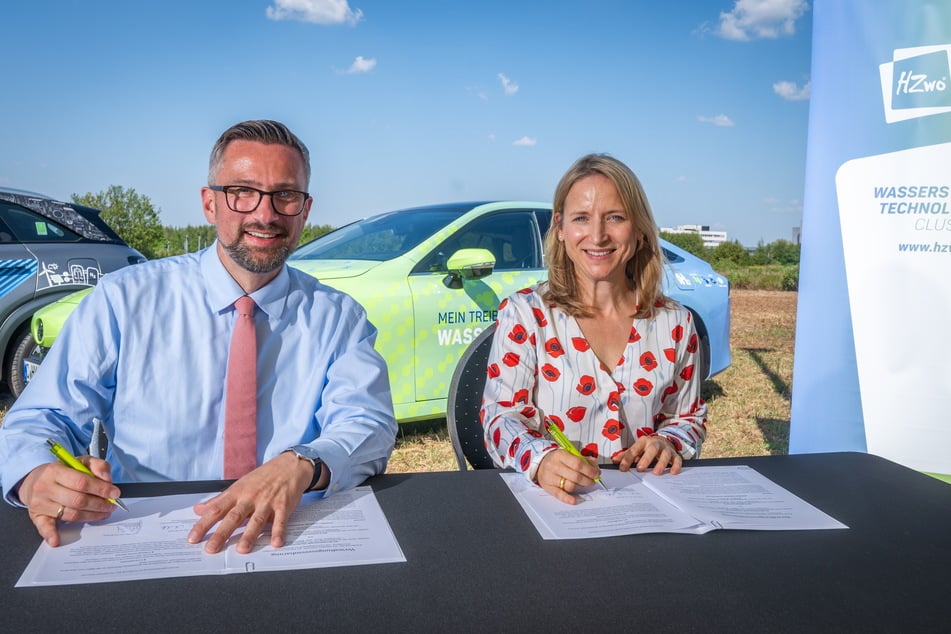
[{"x1": 28, "y1": 201, "x2": 731, "y2": 422}]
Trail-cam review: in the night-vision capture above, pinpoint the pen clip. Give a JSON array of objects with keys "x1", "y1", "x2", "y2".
[{"x1": 89, "y1": 417, "x2": 108, "y2": 459}]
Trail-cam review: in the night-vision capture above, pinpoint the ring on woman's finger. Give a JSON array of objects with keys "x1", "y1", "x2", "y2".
[
  {"x1": 558, "y1": 477, "x2": 566, "y2": 490},
  {"x1": 55, "y1": 505, "x2": 65, "y2": 520}
]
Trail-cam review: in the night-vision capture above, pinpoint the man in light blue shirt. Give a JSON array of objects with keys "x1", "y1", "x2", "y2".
[{"x1": 0, "y1": 120, "x2": 398, "y2": 554}]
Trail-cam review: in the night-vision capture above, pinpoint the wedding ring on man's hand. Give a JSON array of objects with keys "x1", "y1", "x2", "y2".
[
  {"x1": 55, "y1": 505, "x2": 65, "y2": 520},
  {"x1": 558, "y1": 477, "x2": 566, "y2": 490}
]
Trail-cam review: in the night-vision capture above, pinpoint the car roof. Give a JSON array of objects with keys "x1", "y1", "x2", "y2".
[
  {"x1": 362, "y1": 201, "x2": 550, "y2": 216},
  {"x1": 0, "y1": 188, "x2": 124, "y2": 243}
]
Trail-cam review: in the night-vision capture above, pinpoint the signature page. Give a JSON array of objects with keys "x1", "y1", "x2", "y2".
[
  {"x1": 641, "y1": 466, "x2": 848, "y2": 531},
  {"x1": 17, "y1": 486, "x2": 405, "y2": 587},
  {"x1": 500, "y1": 470, "x2": 711, "y2": 539}
]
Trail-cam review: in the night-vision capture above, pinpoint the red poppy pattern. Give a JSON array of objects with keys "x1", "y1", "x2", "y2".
[
  {"x1": 480, "y1": 285, "x2": 707, "y2": 478},
  {"x1": 545, "y1": 337, "x2": 565, "y2": 358},
  {"x1": 508, "y1": 324, "x2": 528, "y2": 344},
  {"x1": 639, "y1": 351, "x2": 658, "y2": 372}
]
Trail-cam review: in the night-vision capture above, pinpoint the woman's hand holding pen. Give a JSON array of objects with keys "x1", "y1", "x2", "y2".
[
  {"x1": 536, "y1": 449, "x2": 603, "y2": 505},
  {"x1": 614, "y1": 435, "x2": 683, "y2": 475},
  {"x1": 17, "y1": 457, "x2": 121, "y2": 547}
]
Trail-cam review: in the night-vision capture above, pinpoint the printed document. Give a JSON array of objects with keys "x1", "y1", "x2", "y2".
[
  {"x1": 17, "y1": 486, "x2": 405, "y2": 587},
  {"x1": 502, "y1": 466, "x2": 847, "y2": 540}
]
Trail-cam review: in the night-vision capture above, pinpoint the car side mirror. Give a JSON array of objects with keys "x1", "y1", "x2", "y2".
[{"x1": 443, "y1": 248, "x2": 496, "y2": 289}]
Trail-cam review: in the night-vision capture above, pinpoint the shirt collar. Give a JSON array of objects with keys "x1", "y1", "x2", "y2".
[{"x1": 201, "y1": 243, "x2": 291, "y2": 320}]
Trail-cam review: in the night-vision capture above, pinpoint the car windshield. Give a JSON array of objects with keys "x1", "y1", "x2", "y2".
[{"x1": 290, "y1": 206, "x2": 471, "y2": 262}]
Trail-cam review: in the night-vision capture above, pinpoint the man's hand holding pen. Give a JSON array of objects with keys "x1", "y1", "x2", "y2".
[{"x1": 17, "y1": 452, "x2": 122, "y2": 547}]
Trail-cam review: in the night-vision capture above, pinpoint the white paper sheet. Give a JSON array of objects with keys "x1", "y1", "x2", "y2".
[
  {"x1": 17, "y1": 486, "x2": 405, "y2": 587},
  {"x1": 501, "y1": 466, "x2": 847, "y2": 540},
  {"x1": 640, "y1": 465, "x2": 848, "y2": 531}
]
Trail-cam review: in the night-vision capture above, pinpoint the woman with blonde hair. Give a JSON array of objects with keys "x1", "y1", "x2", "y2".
[{"x1": 481, "y1": 153, "x2": 706, "y2": 504}]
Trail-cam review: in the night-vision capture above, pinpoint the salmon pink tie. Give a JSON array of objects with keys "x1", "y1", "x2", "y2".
[{"x1": 224, "y1": 295, "x2": 257, "y2": 479}]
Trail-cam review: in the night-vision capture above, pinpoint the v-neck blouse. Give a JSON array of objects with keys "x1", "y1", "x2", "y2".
[{"x1": 481, "y1": 284, "x2": 707, "y2": 481}]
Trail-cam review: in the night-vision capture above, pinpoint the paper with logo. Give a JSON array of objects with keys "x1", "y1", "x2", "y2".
[
  {"x1": 16, "y1": 486, "x2": 405, "y2": 587},
  {"x1": 501, "y1": 466, "x2": 847, "y2": 540}
]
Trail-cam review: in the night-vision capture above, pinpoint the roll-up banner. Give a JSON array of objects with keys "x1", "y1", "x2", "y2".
[{"x1": 790, "y1": 0, "x2": 951, "y2": 477}]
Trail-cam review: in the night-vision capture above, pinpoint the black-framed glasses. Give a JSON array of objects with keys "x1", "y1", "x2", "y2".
[{"x1": 209, "y1": 185, "x2": 310, "y2": 217}]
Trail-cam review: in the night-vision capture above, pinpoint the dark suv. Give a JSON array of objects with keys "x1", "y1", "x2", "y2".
[{"x1": 0, "y1": 187, "x2": 145, "y2": 397}]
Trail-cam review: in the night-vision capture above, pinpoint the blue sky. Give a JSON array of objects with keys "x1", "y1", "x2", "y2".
[{"x1": 1, "y1": 0, "x2": 812, "y2": 247}]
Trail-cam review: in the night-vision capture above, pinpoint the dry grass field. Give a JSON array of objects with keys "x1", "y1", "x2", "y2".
[
  {"x1": 388, "y1": 289, "x2": 798, "y2": 473},
  {"x1": 0, "y1": 290, "x2": 797, "y2": 474}
]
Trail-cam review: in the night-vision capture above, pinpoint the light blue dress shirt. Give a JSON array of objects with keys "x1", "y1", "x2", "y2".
[{"x1": 0, "y1": 246, "x2": 397, "y2": 504}]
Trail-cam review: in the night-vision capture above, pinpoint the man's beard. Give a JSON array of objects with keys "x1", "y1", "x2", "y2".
[{"x1": 220, "y1": 224, "x2": 293, "y2": 274}]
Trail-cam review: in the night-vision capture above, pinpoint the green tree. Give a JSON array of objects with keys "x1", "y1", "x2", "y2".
[
  {"x1": 299, "y1": 223, "x2": 335, "y2": 245},
  {"x1": 660, "y1": 231, "x2": 707, "y2": 259},
  {"x1": 769, "y1": 239, "x2": 801, "y2": 265},
  {"x1": 709, "y1": 240, "x2": 750, "y2": 266},
  {"x1": 161, "y1": 225, "x2": 218, "y2": 256},
  {"x1": 750, "y1": 239, "x2": 800, "y2": 266},
  {"x1": 73, "y1": 186, "x2": 165, "y2": 259}
]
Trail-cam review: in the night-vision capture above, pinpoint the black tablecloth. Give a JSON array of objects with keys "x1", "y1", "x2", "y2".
[{"x1": 4, "y1": 452, "x2": 950, "y2": 632}]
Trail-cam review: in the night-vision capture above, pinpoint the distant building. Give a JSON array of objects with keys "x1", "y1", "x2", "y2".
[
  {"x1": 792, "y1": 226, "x2": 801, "y2": 245},
  {"x1": 659, "y1": 224, "x2": 727, "y2": 249}
]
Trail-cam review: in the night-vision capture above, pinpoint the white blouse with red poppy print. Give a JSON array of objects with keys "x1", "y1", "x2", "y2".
[{"x1": 481, "y1": 283, "x2": 707, "y2": 482}]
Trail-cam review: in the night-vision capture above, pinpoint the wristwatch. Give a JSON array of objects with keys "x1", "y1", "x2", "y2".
[{"x1": 285, "y1": 445, "x2": 323, "y2": 492}]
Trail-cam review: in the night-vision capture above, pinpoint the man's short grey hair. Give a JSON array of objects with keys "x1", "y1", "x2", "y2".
[{"x1": 208, "y1": 120, "x2": 311, "y2": 186}]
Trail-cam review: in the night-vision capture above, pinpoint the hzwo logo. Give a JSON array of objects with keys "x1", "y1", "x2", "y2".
[{"x1": 879, "y1": 45, "x2": 951, "y2": 123}]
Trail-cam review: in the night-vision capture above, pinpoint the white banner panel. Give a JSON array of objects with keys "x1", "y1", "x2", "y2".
[
  {"x1": 836, "y1": 143, "x2": 951, "y2": 472},
  {"x1": 791, "y1": 1, "x2": 951, "y2": 476}
]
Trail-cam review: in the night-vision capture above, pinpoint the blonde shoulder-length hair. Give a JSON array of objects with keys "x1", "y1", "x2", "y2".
[{"x1": 542, "y1": 153, "x2": 668, "y2": 318}]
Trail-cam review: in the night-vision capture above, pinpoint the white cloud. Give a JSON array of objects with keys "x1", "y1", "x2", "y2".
[
  {"x1": 773, "y1": 80, "x2": 810, "y2": 101},
  {"x1": 342, "y1": 56, "x2": 376, "y2": 74},
  {"x1": 676, "y1": 175, "x2": 688, "y2": 183},
  {"x1": 697, "y1": 114, "x2": 735, "y2": 127},
  {"x1": 488, "y1": 133, "x2": 497, "y2": 142},
  {"x1": 266, "y1": 0, "x2": 363, "y2": 26},
  {"x1": 512, "y1": 136, "x2": 537, "y2": 147},
  {"x1": 466, "y1": 86, "x2": 489, "y2": 101},
  {"x1": 498, "y1": 73, "x2": 519, "y2": 95},
  {"x1": 715, "y1": 0, "x2": 809, "y2": 41}
]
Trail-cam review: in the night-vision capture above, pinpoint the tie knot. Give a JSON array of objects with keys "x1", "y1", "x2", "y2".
[{"x1": 235, "y1": 295, "x2": 255, "y2": 317}]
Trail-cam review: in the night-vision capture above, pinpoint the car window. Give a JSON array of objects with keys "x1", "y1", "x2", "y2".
[
  {"x1": 414, "y1": 210, "x2": 544, "y2": 274},
  {"x1": 291, "y1": 208, "x2": 465, "y2": 262},
  {"x1": 536, "y1": 209, "x2": 552, "y2": 238},
  {"x1": 0, "y1": 203, "x2": 79, "y2": 243},
  {"x1": 0, "y1": 214, "x2": 15, "y2": 243}
]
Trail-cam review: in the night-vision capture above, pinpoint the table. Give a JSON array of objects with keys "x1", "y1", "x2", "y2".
[{"x1": 4, "y1": 452, "x2": 951, "y2": 632}]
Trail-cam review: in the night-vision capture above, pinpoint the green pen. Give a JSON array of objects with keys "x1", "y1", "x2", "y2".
[
  {"x1": 545, "y1": 423, "x2": 609, "y2": 491},
  {"x1": 47, "y1": 438, "x2": 128, "y2": 511}
]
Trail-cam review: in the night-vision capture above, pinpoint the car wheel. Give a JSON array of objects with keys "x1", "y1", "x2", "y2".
[{"x1": 7, "y1": 326, "x2": 39, "y2": 397}]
